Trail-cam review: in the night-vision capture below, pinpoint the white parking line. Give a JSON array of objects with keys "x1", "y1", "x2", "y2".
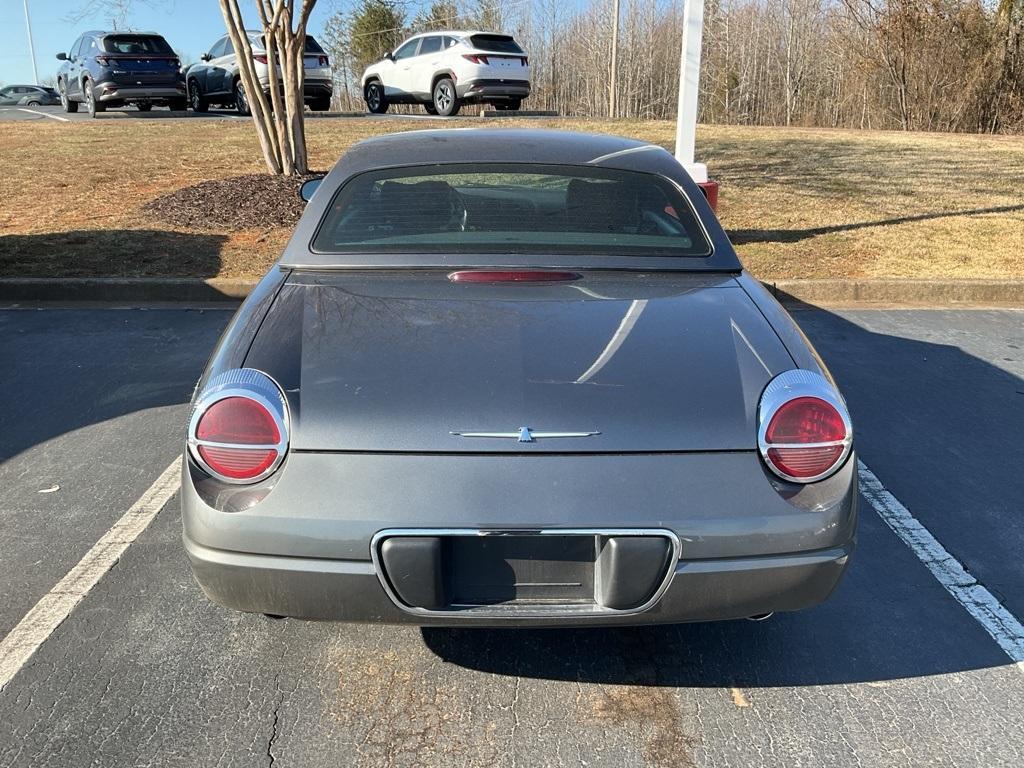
[
  {"x1": 858, "y1": 460, "x2": 1024, "y2": 672},
  {"x1": 0, "y1": 458, "x2": 181, "y2": 692},
  {"x1": 17, "y1": 108, "x2": 70, "y2": 122}
]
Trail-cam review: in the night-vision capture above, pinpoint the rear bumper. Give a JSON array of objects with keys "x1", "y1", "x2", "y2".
[
  {"x1": 96, "y1": 84, "x2": 186, "y2": 103},
  {"x1": 457, "y1": 78, "x2": 530, "y2": 101},
  {"x1": 185, "y1": 533, "x2": 853, "y2": 626},
  {"x1": 255, "y1": 77, "x2": 333, "y2": 101}
]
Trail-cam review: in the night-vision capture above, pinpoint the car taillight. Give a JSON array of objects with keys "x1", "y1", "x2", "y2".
[
  {"x1": 463, "y1": 54, "x2": 489, "y2": 64},
  {"x1": 448, "y1": 270, "x2": 580, "y2": 283},
  {"x1": 253, "y1": 54, "x2": 268, "y2": 64},
  {"x1": 758, "y1": 370, "x2": 852, "y2": 483},
  {"x1": 188, "y1": 369, "x2": 288, "y2": 484},
  {"x1": 96, "y1": 56, "x2": 110, "y2": 66}
]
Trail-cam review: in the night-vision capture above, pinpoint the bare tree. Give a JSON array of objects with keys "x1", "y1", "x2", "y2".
[{"x1": 218, "y1": 0, "x2": 319, "y2": 175}]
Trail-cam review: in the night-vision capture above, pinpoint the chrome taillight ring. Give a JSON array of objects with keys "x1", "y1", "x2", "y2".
[
  {"x1": 757, "y1": 369, "x2": 853, "y2": 484},
  {"x1": 187, "y1": 368, "x2": 290, "y2": 484}
]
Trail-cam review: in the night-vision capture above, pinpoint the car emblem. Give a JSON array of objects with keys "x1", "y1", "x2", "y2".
[{"x1": 449, "y1": 427, "x2": 600, "y2": 443}]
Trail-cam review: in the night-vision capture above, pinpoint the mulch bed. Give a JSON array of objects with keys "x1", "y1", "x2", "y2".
[{"x1": 143, "y1": 173, "x2": 324, "y2": 230}]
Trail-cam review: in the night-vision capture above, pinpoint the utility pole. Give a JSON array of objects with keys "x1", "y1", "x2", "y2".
[
  {"x1": 609, "y1": 0, "x2": 619, "y2": 118},
  {"x1": 23, "y1": 0, "x2": 40, "y2": 85},
  {"x1": 674, "y1": 0, "x2": 707, "y2": 183}
]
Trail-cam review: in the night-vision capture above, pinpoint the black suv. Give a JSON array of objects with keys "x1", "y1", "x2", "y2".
[{"x1": 56, "y1": 31, "x2": 186, "y2": 116}]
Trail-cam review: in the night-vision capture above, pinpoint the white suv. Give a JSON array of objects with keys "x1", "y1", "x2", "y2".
[{"x1": 361, "y1": 31, "x2": 530, "y2": 116}]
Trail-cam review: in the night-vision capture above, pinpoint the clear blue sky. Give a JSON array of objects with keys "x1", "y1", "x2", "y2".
[{"x1": 0, "y1": 0, "x2": 344, "y2": 85}]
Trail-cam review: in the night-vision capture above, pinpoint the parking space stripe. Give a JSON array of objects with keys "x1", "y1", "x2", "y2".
[
  {"x1": 858, "y1": 460, "x2": 1024, "y2": 671},
  {"x1": 0, "y1": 458, "x2": 181, "y2": 692},
  {"x1": 17, "y1": 108, "x2": 70, "y2": 123}
]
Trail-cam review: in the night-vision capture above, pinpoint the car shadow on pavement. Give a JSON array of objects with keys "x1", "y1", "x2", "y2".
[
  {"x1": 728, "y1": 203, "x2": 1024, "y2": 245},
  {"x1": 0, "y1": 230, "x2": 227, "y2": 280},
  {"x1": 422, "y1": 306, "x2": 1024, "y2": 687}
]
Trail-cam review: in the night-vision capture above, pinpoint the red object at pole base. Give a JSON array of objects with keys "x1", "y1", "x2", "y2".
[{"x1": 698, "y1": 180, "x2": 720, "y2": 212}]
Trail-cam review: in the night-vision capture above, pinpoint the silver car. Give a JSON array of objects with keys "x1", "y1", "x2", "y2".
[
  {"x1": 185, "y1": 31, "x2": 332, "y2": 114},
  {"x1": 0, "y1": 84, "x2": 60, "y2": 106},
  {"x1": 182, "y1": 129, "x2": 856, "y2": 627}
]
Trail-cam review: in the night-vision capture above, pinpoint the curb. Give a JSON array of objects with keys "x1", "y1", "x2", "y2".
[
  {"x1": 1, "y1": 277, "x2": 1022, "y2": 307},
  {"x1": 0, "y1": 278, "x2": 256, "y2": 303},
  {"x1": 767, "y1": 279, "x2": 1024, "y2": 307}
]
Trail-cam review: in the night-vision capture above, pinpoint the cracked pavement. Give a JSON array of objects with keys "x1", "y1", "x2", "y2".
[{"x1": 0, "y1": 306, "x2": 1021, "y2": 767}]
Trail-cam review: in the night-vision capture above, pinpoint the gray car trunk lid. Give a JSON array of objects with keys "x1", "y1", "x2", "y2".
[{"x1": 244, "y1": 270, "x2": 795, "y2": 453}]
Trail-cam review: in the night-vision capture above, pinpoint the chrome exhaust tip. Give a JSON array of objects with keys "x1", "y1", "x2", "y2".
[{"x1": 747, "y1": 612, "x2": 774, "y2": 622}]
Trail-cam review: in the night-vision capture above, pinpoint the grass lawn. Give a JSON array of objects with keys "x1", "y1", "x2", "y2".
[{"x1": 1, "y1": 117, "x2": 1022, "y2": 280}]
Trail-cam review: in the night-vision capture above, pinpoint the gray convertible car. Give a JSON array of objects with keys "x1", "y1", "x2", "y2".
[{"x1": 183, "y1": 129, "x2": 856, "y2": 626}]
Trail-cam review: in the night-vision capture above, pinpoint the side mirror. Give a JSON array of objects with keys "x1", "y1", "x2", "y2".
[
  {"x1": 299, "y1": 177, "x2": 324, "y2": 203},
  {"x1": 56, "y1": 52, "x2": 67, "y2": 61},
  {"x1": 384, "y1": 51, "x2": 394, "y2": 61},
  {"x1": 201, "y1": 53, "x2": 212, "y2": 62}
]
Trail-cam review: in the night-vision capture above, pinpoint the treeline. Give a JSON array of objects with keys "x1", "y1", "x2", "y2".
[{"x1": 320, "y1": 0, "x2": 1024, "y2": 132}]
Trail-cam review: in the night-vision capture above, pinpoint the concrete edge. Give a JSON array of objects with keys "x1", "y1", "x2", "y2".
[
  {"x1": 766, "y1": 279, "x2": 1024, "y2": 307},
  {"x1": 0, "y1": 277, "x2": 1022, "y2": 307}
]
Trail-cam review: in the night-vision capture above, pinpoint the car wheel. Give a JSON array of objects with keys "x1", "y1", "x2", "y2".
[
  {"x1": 137, "y1": 103, "x2": 153, "y2": 112},
  {"x1": 423, "y1": 102, "x2": 438, "y2": 115},
  {"x1": 188, "y1": 80, "x2": 208, "y2": 113},
  {"x1": 59, "y1": 81, "x2": 78, "y2": 113},
  {"x1": 234, "y1": 79, "x2": 250, "y2": 116},
  {"x1": 84, "y1": 81, "x2": 104, "y2": 117},
  {"x1": 26, "y1": 100, "x2": 41, "y2": 107},
  {"x1": 365, "y1": 81, "x2": 388, "y2": 114},
  {"x1": 432, "y1": 77, "x2": 460, "y2": 117}
]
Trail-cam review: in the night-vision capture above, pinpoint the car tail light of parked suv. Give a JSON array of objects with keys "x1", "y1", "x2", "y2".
[
  {"x1": 757, "y1": 370, "x2": 853, "y2": 483},
  {"x1": 188, "y1": 368, "x2": 289, "y2": 484}
]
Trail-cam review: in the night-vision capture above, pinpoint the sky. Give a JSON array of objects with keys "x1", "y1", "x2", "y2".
[{"x1": 0, "y1": 0, "x2": 345, "y2": 85}]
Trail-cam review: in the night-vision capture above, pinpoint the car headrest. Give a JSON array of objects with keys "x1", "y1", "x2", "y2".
[
  {"x1": 565, "y1": 178, "x2": 639, "y2": 233},
  {"x1": 378, "y1": 181, "x2": 462, "y2": 231}
]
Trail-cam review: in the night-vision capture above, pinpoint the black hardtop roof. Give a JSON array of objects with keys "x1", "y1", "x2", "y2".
[{"x1": 335, "y1": 129, "x2": 674, "y2": 175}]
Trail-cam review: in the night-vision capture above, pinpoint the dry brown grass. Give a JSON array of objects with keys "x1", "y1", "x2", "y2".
[{"x1": 1, "y1": 116, "x2": 1022, "y2": 279}]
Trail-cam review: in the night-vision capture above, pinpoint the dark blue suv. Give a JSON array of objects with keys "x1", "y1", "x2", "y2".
[{"x1": 56, "y1": 31, "x2": 186, "y2": 117}]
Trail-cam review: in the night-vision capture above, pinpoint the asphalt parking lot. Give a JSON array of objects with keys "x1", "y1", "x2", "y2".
[
  {"x1": 0, "y1": 304, "x2": 1022, "y2": 767},
  {"x1": 0, "y1": 104, "x2": 484, "y2": 123}
]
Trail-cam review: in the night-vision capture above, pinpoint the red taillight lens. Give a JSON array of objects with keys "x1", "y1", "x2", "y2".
[
  {"x1": 448, "y1": 270, "x2": 581, "y2": 283},
  {"x1": 195, "y1": 397, "x2": 280, "y2": 480},
  {"x1": 763, "y1": 397, "x2": 847, "y2": 480},
  {"x1": 197, "y1": 445, "x2": 278, "y2": 479},
  {"x1": 253, "y1": 54, "x2": 268, "y2": 64},
  {"x1": 96, "y1": 56, "x2": 110, "y2": 66},
  {"x1": 462, "y1": 54, "x2": 489, "y2": 64}
]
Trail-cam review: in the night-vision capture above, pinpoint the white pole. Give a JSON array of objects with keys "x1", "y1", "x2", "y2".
[
  {"x1": 23, "y1": 0, "x2": 40, "y2": 85},
  {"x1": 609, "y1": 0, "x2": 620, "y2": 117},
  {"x1": 674, "y1": 0, "x2": 707, "y2": 183}
]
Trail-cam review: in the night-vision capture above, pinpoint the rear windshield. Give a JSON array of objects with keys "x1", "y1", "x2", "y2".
[
  {"x1": 469, "y1": 34, "x2": 524, "y2": 54},
  {"x1": 312, "y1": 164, "x2": 711, "y2": 258},
  {"x1": 254, "y1": 35, "x2": 324, "y2": 53},
  {"x1": 102, "y1": 35, "x2": 173, "y2": 55}
]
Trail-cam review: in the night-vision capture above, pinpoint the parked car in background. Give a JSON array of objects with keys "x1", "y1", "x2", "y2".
[
  {"x1": 0, "y1": 85, "x2": 60, "y2": 106},
  {"x1": 186, "y1": 32, "x2": 332, "y2": 115},
  {"x1": 56, "y1": 31, "x2": 186, "y2": 116},
  {"x1": 362, "y1": 31, "x2": 530, "y2": 116}
]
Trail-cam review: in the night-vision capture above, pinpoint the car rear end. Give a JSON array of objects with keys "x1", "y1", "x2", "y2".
[
  {"x1": 249, "y1": 34, "x2": 333, "y2": 109},
  {"x1": 94, "y1": 33, "x2": 185, "y2": 107},
  {"x1": 455, "y1": 33, "x2": 531, "y2": 106},
  {"x1": 181, "y1": 135, "x2": 855, "y2": 626}
]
